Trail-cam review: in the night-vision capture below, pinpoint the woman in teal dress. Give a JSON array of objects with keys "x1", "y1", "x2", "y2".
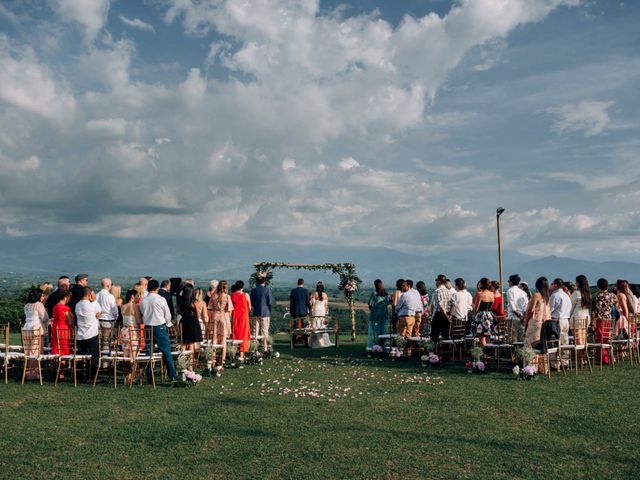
[{"x1": 367, "y1": 279, "x2": 390, "y2": 350}]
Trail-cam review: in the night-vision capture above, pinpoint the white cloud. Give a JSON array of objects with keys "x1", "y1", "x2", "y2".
[
  {"x1": 49, "y1": 0, "x2": 111, "y2": 42},
  {"x1": 338, "y1": 157, "x2": 360, "y2": 170},
  {"x1": 0, "y1": 153, "x2": 40, "y2": 175},
  {"x1": 86, "y1": 117, "x2": 127, "y2": 138},
  {"x1": 282, "y1": 157, "x2": 296, "y2": 171},
  {"x1": 119, "y1": 14, "x2": 155, "y2": 32},
  {"x1": 548, "y1": 99, "x2": 615, "y2": 137},
  {"x1": 0, "y1": 35, "x2": 76, "y2": 123}
]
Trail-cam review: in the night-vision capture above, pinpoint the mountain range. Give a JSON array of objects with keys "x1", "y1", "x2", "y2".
[{"x1": 0, "y1": 235, "x2": 638, "y2": 285}]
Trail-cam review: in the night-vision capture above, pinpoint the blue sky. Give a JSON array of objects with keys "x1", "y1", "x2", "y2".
[{"x1": 0, "y1": 0, "x2": 638, "y2": 261}]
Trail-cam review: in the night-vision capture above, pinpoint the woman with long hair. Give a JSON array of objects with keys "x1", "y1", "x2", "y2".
[
  {"x1": 120, "y1": 289, "x2": 142, "y2": 358},
  {"x1": 416, "y1": 281, "x2": 430, "y2": 336},
  {"x1": 195, "y1": 288, "x2": 209, "y2": 337},
  {"x1": 569, "y1": 275, "x2": 592, "y2": 345},
  {"x1": 519, "y1": 282, "x2": 532, "y2": 300},
  {"x1": 179, "y1": 283, "x2": 203, "y2": 369},
  {"x1": 490, "y1": 281, "x2": 505, "y2": 317},
  {"x1": 23, "y1": 288, "x2": 48, "y2": 380},
  {"x1": 211, "y1": 280, "x2": 233, "y2": 369},
  {"x1": 615, "y1": 280, "x2": 630, "y2": 338},
  {"x1": 391, "y1": 278, "x2": 404, "y2": 334},
  {"x1": 310, "y1": 281, "x2": 333, "y2": 348},
  {"x1": 472, "y1": 277, "x2": 496, "y2": 347},
  {"x1": 523, "y1": 277, "x2": 551, "y2": 348},
  {"x1": 367, "y1": 279, "x2": 390, "y2": 350},
  {"x1": 230, "y1": 280, "x2": 251, "y2": 361}
]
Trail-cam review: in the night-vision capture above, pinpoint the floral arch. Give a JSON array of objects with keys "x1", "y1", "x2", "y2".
[{"x1": 251, "y1": 262, "x2": 362, "y2": 340}]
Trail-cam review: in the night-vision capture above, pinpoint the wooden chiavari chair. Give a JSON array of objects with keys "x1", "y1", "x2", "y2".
[
  {"x1": 610, "y1": 316, "x2": 635, "y2": 365},
  {"x1": 483, "y1": 316, "x2": 513, "y2": 370},
  {"x1": 1, "y1": 324, "x2": 24, "y2": 384},
  {"x1": 559, "y1": 317, "x2": 592, "y2": 375},
  {"x1": 542, "y1": 325, "x2": 565, "y2": 378},
  {"x1": 436, "y1": 316, "x2": 466, "y2": 361},
  {"x1": 55, "y1": 327, "x2": 92, "y2": 387},
  {"x1": 21, "y1": 329, "x2": 57, "y2": 385},
  {"x1": 587, "y1": 319, "x2": 614, "y2": 370},
  {"x1": 92, "y1": 327, "x2": 119, "y2": 388}
]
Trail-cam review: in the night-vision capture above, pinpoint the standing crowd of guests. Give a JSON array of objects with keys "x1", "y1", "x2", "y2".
[
  {"x1": 20, "y1": 273, "x2": 275, "y2": 382},
  {"x1": 367, "y1": 273, "x2": 639, "y2": 364}
]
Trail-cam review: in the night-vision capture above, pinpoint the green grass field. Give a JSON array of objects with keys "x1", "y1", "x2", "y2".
[{"x1": 1, "y1": 335, "x2": 639, "y2": 479}]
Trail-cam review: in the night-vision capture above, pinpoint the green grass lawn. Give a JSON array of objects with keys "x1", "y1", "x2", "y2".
[{"x1": 1, "y1": 335, "x2": 639, "y2": 479}]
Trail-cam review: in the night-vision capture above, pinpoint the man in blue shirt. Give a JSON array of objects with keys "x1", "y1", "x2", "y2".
[{"x1": 250, "y1": 275, "x2": 273, "y2": 350}]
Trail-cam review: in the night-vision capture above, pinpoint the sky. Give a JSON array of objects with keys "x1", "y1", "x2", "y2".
[{"x1": 0, "y1": 0, "x2": 639, "y2": 262}]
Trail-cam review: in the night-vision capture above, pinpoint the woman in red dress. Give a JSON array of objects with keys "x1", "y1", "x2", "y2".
[
  {"x1": 490, "y1": 281, "x2": 506, "y2": 317},
  {"x1": 51, "y1": 290, "x2": 74, "y2": 355},
  {"x1": 230, "y1": 280, "x2": 251, "y2": 361}
]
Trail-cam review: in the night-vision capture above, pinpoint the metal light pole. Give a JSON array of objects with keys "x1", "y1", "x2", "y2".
[{"x1": 496, "y1": 207, "x2": 505, "y2": 298}]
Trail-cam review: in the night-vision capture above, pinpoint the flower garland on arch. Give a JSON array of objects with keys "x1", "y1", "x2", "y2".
[{"x1": 251, "y1": 262, "x2": 362, "y2": 340}]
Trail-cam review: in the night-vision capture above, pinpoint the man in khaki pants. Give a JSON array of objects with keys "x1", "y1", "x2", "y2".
[{"x1": 395, "y1": 281, "x2": 423, "y2": 357}]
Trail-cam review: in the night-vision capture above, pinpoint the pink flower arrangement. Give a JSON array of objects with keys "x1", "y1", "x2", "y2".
[
  {"x1": 473, "y1": 361, "x2": 485, "y2": 372},
  {"x1": 344, "y1": 280, "x2": 358, "y2": 293},
  {"x1": 372, "y1": 345, "x2": 384, "y2": 354},
  {"x1": 523, "y1": 365, "x2": 537, "y2": 377},
  {"x1": 184, "y1": 370, "x2": 202, "y2": 384},
  {"x1": 429, "y1": 353, "x2": 440, "y2": 365}
]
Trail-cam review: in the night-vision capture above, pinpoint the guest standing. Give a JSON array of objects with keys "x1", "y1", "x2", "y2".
[
  {"x1": 210, "y1": 280, "x2": 233, "y2": 369},
  {"x1": 523, "y1": 277, "x2": 551, "y2": 348},
  {"x1": 96, "y1": 278, "x2": 119, "y2": 331},
  {"x1": 430, "y1": 274, "x2": 454, "y2": 343},
  {"x1": 51, "y1": 290, "x2": 73, "y2": 355},
  {"x1": 231, "y1": 280, "x2": 251, "y2": 361},
  {"x1": 23, "y1": 288, "x2": 48, "y2": 380},
  {"x1": 615, "y1": 280, "x2": 631, "y2": 338},
  {"x1": 75, "y1": 287, "x2": 101, "y2": 378},
  {"x1": 505, "y1": 275, "x2": 528, "y2": 343},
  {"x1": 391, "y1": 278, "x2": 405, "y2": 334},
  {"x1": 250, "y1": 275, "x2": 273, "y2": 350},
  {"x1": 158, "y1": 280, "x2": 175, "y2": 321},
  {"x1": 119, "y1": 290, "x2": 141, "y2": 358},
  {"x1": 550, "y1": 278, "x2": 572, "y2": 367},
  {"x1": 416, "y1": 281, "x2": 430, "y2": 336},
  {"x1": 367, "y1": 279, "x2": 390, "y2": 350},
  {"x1": 45, "y1": 275, "x2": 71, "y2": 318},
  {"x1": 178, "y1": 284, "x2": 203, "y2": 370},
  {"x1": 69, "y1": 274, "x2": 89, "y2": 313},
  {"x1": 593, "y1": 278, "x2": 618, "y2": 365},
  {"x1": 395, "y1": 281, "x2": 422, "y2": 356},
  {"x1": 569, "y1": 275, "x2": 591, "y2": 345},
  {"x1": 450, "y1": 278, "x2": 473, "y2": 326},
  {"x1": 472, "y1": 278, "x2": 496, "y2": 347},
  {"x1": 140, "y1": 280, "x2": 177, "y2": 382},
  {"x1": 490, "y1": 281, "x2": 505, "y2": 317}
]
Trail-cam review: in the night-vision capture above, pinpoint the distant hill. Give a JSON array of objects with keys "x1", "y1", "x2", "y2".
[{"x1": 0, "y1": 235, "x2": 638, "y2": 284}]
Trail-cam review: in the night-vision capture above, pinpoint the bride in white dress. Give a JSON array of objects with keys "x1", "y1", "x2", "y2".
[{"x1": 310, "y1": 282, "x2": 334, "y2": 348}]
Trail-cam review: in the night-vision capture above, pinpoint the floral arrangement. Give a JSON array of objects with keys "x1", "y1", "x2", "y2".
[
  {"x1": 389, "y1": 347, "x2": 403, "y2": 359},
  {"x1": 204, "y1": 344, "x2": 215, "y2": 371},
  {"x1": 516, "y1": 346, "x2": 536, "y2": 364},
  {"x1": 175, "y1": 352, "x2": 202, "y2": 385},
  {"x1": 371, "y1": 344, "x2": 385, "y2": 357},
  {"x1": 513, "y1": 364, "x2": 537, "y2": 380},
  {"x1": 466, "y1": 347, "x2": 486, "y2": 373},
  {"x1": 421, "y1": 353, "x2": 439, "y2": 367}
]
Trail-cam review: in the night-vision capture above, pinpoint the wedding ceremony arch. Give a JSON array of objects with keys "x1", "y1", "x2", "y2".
[{"x1": 251, "y1": 262, "x2": 362, "y2": 340}]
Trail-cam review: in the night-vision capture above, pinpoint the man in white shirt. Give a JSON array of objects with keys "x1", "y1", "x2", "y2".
[
  {"x1": 405, "y1": 280, "x2": 423, "y2": 337},
  {"x1": 96, "y1": 278, "x2": 119, "y2": 329},
  {"x1": 550, "y1": 278, "x2": 572, "y2": 367},
  {"x1": 506, "y1": 274, "x2": 529, "y2": 342},
  {"x1": 75, "y1": 287, "x2": 102, "y2": 376},
  {"x1": 140, "y1": 279, "x2": 177, "y2": 382},
  {"x1": 395, "y1": 281, "x2": 423, "y2": 357},
  {"x1": 430, "y1": 274, "x2": 454, "y2": 343},
  {"x1": 451, "y1": 278, "x2": 473, "y2": 322}
]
